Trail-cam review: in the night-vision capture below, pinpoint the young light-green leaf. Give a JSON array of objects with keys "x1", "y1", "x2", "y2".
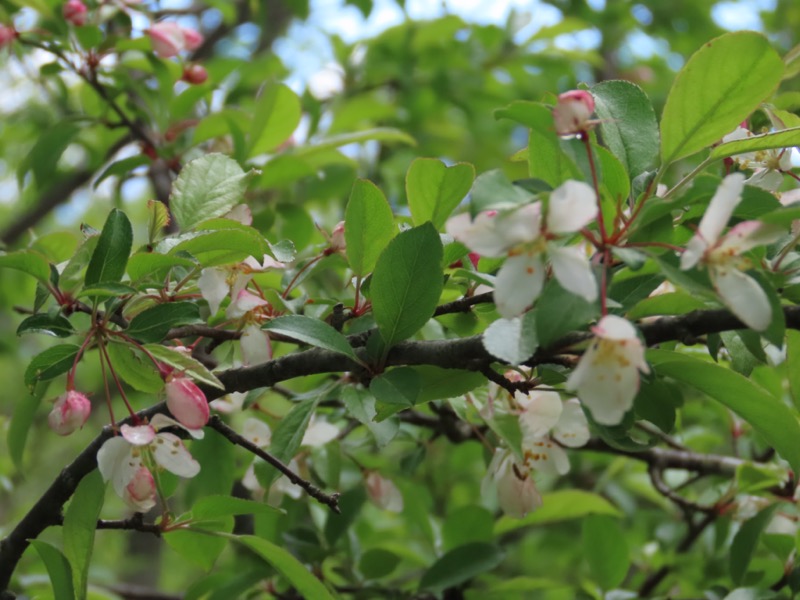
[
  {"x1": 730, "y1": 504, "x2": 778, "y2": 585},
  {"x1": 248, "y1": 83, "x2": 302, "y2": 157},
  {"x1": 237, "y1": 535, "x2": 336, "y2": 600},
  {"x1": 494, "y1": 490, "x2": 622, "y2": 535},
  {"x1": 170, "y1": 154, "x2": 252, "y2": 230},
  {"x1": 63, "y1": 470, "x2": 104, "y2": 600},
  {"x1": 84, "y1": 209, "x2": 133, "y2": 288},
  {"x1": 371, "y1": 222, "x2": 443, "y2": 348},
  {"x1": 660, "y1": 31, "x2": 784, "y2": 164},
  {"x1": 262, "y1": 315, "x2": 361, "y2": 363},
  {"x1": 30, "y1": 540, "x2": 75, "y2": 600},
  {"x1": 405, "y1": 158, "x2": 475, "y2": 229},
  {"x1": 582, "y1": 515, "x2": 630, "y2": 590},
  {"x1": 0, "y1": 250, "x2": 52, "y2": 284},
  {"x1": 344, "y1": 179, "x2": 395, "y2": 276},
  {"x1": 591, "y1": 80, "x2": 659, "y2": 178},
  {"x1": 649, "y1": 349, "x2": 800, "y2": 472},
  {"x1": 710, "y1": 126, "x2": 800, "y2": 160}
]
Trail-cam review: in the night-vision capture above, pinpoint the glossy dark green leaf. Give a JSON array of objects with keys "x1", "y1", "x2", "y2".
[
  {"x1": 164, "y1": 519, "x2": 233, "y2": 571},
  {"x1": 358, "y1": 548, "x2": 401, "y2": 580},
  {"x1": 16, "y1": 313, "x2": 75, "y2": 338},
  {"x1": 84, "y1": 209, "x2": 133, "y2": 288},
  {"x1": 370, "y1": 367, "x2": 421, "y2": 407},
  {"x1": 419, "y1": 542, "x2": 504, "y2": 592},
  {"x1": 730, "y1": 504, "x2": 778, "y2": 585},
  {"x1": 105, "y1": 342, "x2": 163, "y2": 393},
  {"x1": 126, "y1": 302, "x2": 202, "y2": 343},
  {"x1": 262, "y1": 315, "x2": 362, "y2": 364},
  {"x1": 535, "y1": 279, "x2": 599, "y2": 349},
  {"x1": 8, "y1": 382, "x2": 49, "y2": 469},
  {"x1": 255, "y1": 398, "x2": 317, "y2": 488},
  {"x1": 24, "y1": 344, "x2": 80, "y2": 388}
]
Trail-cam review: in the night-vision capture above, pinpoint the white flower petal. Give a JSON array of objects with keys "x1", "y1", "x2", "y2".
[
  {"x1": 697, "y1": 173, "x2": 746, "y2": 245},
  {"x1": 552, "y1": 398, "x2": 590, "y2": 448},
  {"x1": 498, "y1": 203, "x2": 543, "y2": 246},
  {"x1": 197, "y1": 268, "x2": 229, "y2": 315},
  {"x1": 547, "y1": 180, "x2": 597, "y2": 233},
  {"x1": 715, "y1": 221, "x2": 784, "y2": 256},
  {"x1": 152, "y1": 433, "x2": 200, "y2": 478},
  {"x1": 517, "y1": 390, "x2": 562, "y2": 438},
  {"x1": 243, "y1": 417, "x2": 272, "y2": 448},
  {"x1": 525, "y1": 437, "x2": 570, "y2": 475},
  {"x1": 485, "y1": 450, "x2": 542, "y2": 518},
  {"x1": 151, "y1": 413, "x2": 205, "y2": 439},
  {"x1": 681, "y1": 235, "x2": 707, "y2": 270},
  {"x1": 226, "y1": 289, "x2": 268, "y2": 319},
  {"x1": 494, "y1": 252, "x2": 545, "y2": 318},
  {"x1": 711, "y1": 267, "x2": 772, "y2": 331},
  {"x1": 97, "y1": 437, "x2": 140, "y2": 498},
  {"x1": 548, "y1": 245, "x2": 597, "y2": 302},
  {"x1": 446, "y1": 212, "x2": 512, "y2": 257},
  {"x1": 302, "y1": 419, "x2": 339, "y2": 447},
  {"x1": 241, "y1": 324, "x2": 272, "y2": 366},
  {"x1": 121, "y1": 424, "x2": 156, "y2": 446},
  {"x1": 593, "y1": 314, "x2": 639, "y2": 342}
]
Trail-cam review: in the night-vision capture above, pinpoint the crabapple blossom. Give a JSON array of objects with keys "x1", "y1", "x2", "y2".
[
  {"x1": 566, "y1": 315, "x2": 650, "y2": 425},
  {"x1": 164, "y1": 376, "x2": 209, "y2": 430},
  {"x1": 481, "y1": 449, "x2": 542, "y2": 518},
  {"x1": 97, "y1": 414, "x2": 202, "y2": 511},
  {"x1": 48, "y1": 390, "x2": 91, "y2": 436},
  {"x1": 0, "y1": 25, "x2": 16, "y2": 48},
  {"x1": 198, "y1": 255, "x2": 284, "y2": 316},
  {"x1": 446, "y1": 180, "x2": 598, "y2": 318},
  {"x1": 552, "y1": 90, "x2": 595, "y2": 136},
  {"x1": 721, "y1": 127, "x2": 792, "y2": 191},
  {"x1": 63, "y1": 0, "x2": 88, "y2": 26},
  {"x1": 148, "y1": 23, "x2": 203, "y2": 58},
  {"x1": 680, "y1": 173, "x2": 784, "y2": 331},
  {"x1": 181, "y1": 27, "x2": 203, "y2": 51},
  {"x1": 365, "y1": 472, "x2": 404, "y2": 512}
]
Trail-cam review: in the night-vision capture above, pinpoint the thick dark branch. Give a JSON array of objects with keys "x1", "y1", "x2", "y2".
[
  {"x1": 207, "y1": 416, "x2": 341, "y2": 513},
  {"x1": 433, "y1": 291, "x2": 493, "y2": 316}
]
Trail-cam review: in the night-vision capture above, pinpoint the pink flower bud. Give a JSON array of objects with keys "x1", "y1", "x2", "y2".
[
  {"x1": 148, "y1": 22, "x2": 185, "y2": 58},
  {"x1": 0, "y1": 25, "x2": 16, "y2": 48},
  {"x1": 552, "y1": 90, "x2": 595, "y2": 136},
  {"x1": 165, "y1": 377, "x2": 209, "y2": 430},
  {"x1": 63, "y1": 0, "x2": 88, "y2": 26},
  {"x1": 48, "y1": 390, "x2": 91, "y2": 435},
  {"x1": 365, "y1": 472, "x2": 404, "y2": 512},
  {"x1": 124, "y1": 466, "x2": 157, "y2": 512},
  {"x1": 330, "y1": 221, "x2": 345, "y2": 252},
  {"x1": 182, "y1": 64, "x2": 208, "y2": 85},
  {"x1": 181, "y1": 27, "x2": 203, "y2": 51}
]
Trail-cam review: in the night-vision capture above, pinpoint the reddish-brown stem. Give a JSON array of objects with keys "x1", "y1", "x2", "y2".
[
  {"x1": 582, "y1": 134, "x2": 607, "y2": 243},
  {"x1": 66, "y1": 329, "x2": 97, "y2": 390},
  {"x1": 97, "y1": 336, "x2": 139, "y2": 420},
  {"x1": 282, "y1": 254, "x2": 323, "y2": 299},
  {"x1": 783, "y1": 169, "x2": 800, "y2": 184},
  {"x1": 353, "y1": 275, "x2": 363, "y2": 314},
  {"x1": 611, "y1": 174, "x2": 657, "y2": 244},
  {"x1": 97, "y1": 339, "x2": 117, "y2": 427}
]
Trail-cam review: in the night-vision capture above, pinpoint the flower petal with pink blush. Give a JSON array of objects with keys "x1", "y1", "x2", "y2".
[
  {"x1": 48, "y1": 390, "x2": 91, "y2": 436},
  {"x1": 546, "y1": 180, "x2": 597, "y2": 233},
  {"x1": 711, "y1": 267, "x2": 772, "y2": 331},
  {"x1": 165, "y1": 377, "x2": 209, "y2": 429},
  {"x1": 243, "y1": 417, "x2": 272, "y2": 448},
  {"x1": 696, "y1": 173, "x2": 746, "y2": 246},
  {"x1": 148, "y1": 22, "x2": 185, "y2": 58},
  {"x1": 517, "y1": 390, "x2": 562, "y2": 438},
  {"x1": 121, "y1": 424, "x2": 156, "y2": 446},
  {"x1": 494, "y1": 252, "x2": 545, "y2": 318},
  {"x1": 97, "y1": 437, "x2": 141, "y2": 498},
  {"x1": 241, "y1": 323, "x2": 272, "y2": 366},
  {"x1": 553, "y1": 90, "x2": 595, "y2": 136},
  {"x1": 592, "y1": 314, "x2": 639, "y2": 342},
  {"x1": 226, "y1": 289, "x2": 269, "y2": 319},
  {"x1": 552, "y1": 399, "x2": 590, "y2": 448},
  {"x1": 123, "y1": 466, "x2": 157, "y2": 512},
  {"x1": 714, "y1": 221, "x2": 784, "y2": 256},
  {"x1": 482, "y1": 450, "x2": 542, "y2": 518},
  {"x1": 548, "y1": 245, "x2": 598, "y2": 302},
  {"x1": 180, "y1": 27, "x2": 203, "y2": 51},
  {"x1": 365, "y1": 472, "x2": 404, "y2": 512},
  {"x1": 152, "y1": 432, "x2": 200, "y2": 478},
  {"x1": 209, "y1": 392, "x2": 246, "y2": 414},
  {"x1": 198, "y1": 267, "x2": 229, "y2": 315}
]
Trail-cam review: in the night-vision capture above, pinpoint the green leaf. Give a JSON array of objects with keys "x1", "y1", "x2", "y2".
[
  {"x1": 163, "y1": 229, "x2": 267, "y2": 267},
  {"x1": 415, "y1": 366, "x2": 486, "y2": 402},
  {"x1": 30, "y1": 540, "x2": 75, "y2": 600},
  {"x1": 591, "y1": 80, "x2": 659, "y2": 178},
  {"x1": 127, "y1": 253, "x2": 197, "y2": 282},
  {"x1": 371, "y1": 223, "x2": 443, "y2": 348},
  {"x1": 24, "y1": 344, "x2": 80, "y2": 388},
  {"x1": 494, "y1": 490, "x2": 622, "y2": 534},
  {"x1": 660, "y1": 32, "x2": 784, "y2": 164},
  {"x1": 344, "y1": 179, "x2": 395, "y2": 277},
  {"x1": 582, "y1": 515, "x2": 630, "y2": 590},
  {"x1": 23, "y1": 122, "x2": 79, "y2": 187},
  {"x1": 405, "y1": 158, "x2": 475, "y2": 229},
  {"x1": 535, "y1": 279, "x2": 599, "y2": 349},
  {"x1": 147, "y1": 200, "x2": 171, "y2": 243},
  {"x1": 0, "y1": 250, "x2": 52, "y2": 284},
  {"x1": 443, "y1": 505, "x2": 494, "y2": 550},
  {"x1": 324, "y1": 486, "x2": 367, "y2": 546},
  {"x1": 482, "y1": 313, "x2": 538, "y2": 366},
  {"x1": 649, "y1": 349, "x2": 800, "y2": 472},
  {"x1": 94, "y1": 156, "x2": 150, "y2": 188},
  {"x1": 627, "y1": 291, "x2": 707, "y2": 319},
  {"x1": 419, "y1": 542, "x2": 504, "y2": 592},
  {"x1": 105, "y1": 342, "x2": 163, "y2": 393},
  {"x1": 8, "y1": 382, "x2": 49, "y2": 469},
  {"x1": 126, "y1": 302, "x2": 202, "y2": 343},
  {"x1": 359, "y1": 548, "x2": 401, "y2": 580},
  {"x1": 76, "y1": 282, "x2": 137, "y2": 300},
  {"x1": 711, "y1": 126, "x2": 800, "y2": 160},
  {"x1": 469, "y1": 169, "x2": 536, "y2": 215},
  {"x1": 17, "y1": 313, "x2": 75, "y2": 338},
  {"x1": 84, "y1": 209, "x2": 133, "y2": 288},
  {"x1": 237, "y1": 535, "x2": 336, "y2": 600},
  {"x1": 63, "y1": 471, "x2": 104, "y2": 600},
  {"x1": 170, "y1": 154, "x2": 253, "y2": 230},
  {"x1": 730, "y1": 504, "x2": 779, "y2": 585},
  {"x1": 189, "y1": 495, "x2": 282, "y2": 520},
  {"x1": 370, "y1": 367, "x2": 421, "y2": 407},
  {"x1": 294, "y1": 128, "x2": 416, "y2": 158},
  {"x1": 249, "y1": 83, "x2": 302, "y2": 156},
  {"x1": 262, "y1": 315, "x2": 362, "y2": 363},
  {"x1": 256, "y1": 398, "x2": 317, "y2": 488},
  {"x1": 165, "y1": 520, "x2": 233, "y2": 571},
  {"x1": 787, "y1": 330, "x2": 800, "y2": 411},
  {"x1": 143, "y1": 344, "x2": 224, "y2": 389}
]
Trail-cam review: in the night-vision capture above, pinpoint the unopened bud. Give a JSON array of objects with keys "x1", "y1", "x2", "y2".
[
  {"x1": 63, "y1": 0, "x2": 88, "y2": 26},
  {"x1": 0, "y1": 25, "x2": 17, "y2": 48},
  {"x1": 48, "y1": 390, "x2": 91, "y2": 435},
  {"x1": 330, "y1": 221, "x2": 345, "y2": 252},
  {"x1": 182, "y1": 64, "x2": 208, "y2": 85},
  {"x1": 165, "y1": 377, "x2": 209, "y2": 430},
  {"x1": 181, "y1": 27, "x2": 203, "y2": 51},
  {"x1": 148, "y1": 22, "x2": 184, "y2": 58},
  {"x1": 552, "y1": 90, "x2": 595, "y2": 136},
  {"x1": 124, "y1": 466, "x2": 157, "y2": 511}
]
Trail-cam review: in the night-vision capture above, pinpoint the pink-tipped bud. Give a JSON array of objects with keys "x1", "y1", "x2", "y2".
[
  {"x1": 148, "y1": 22, "x2": 185, "y2": 58},
  {"x1": 182, "y1": 64, "x2": 208, "y2": 85},
  {"x1": 0, "y1": 25, "x2": 16, "y2": 48},
  {"x1": 63, "y1": 0, "x2": 88, "y2": 26},
  {"x1": 124, "y1": 466, "x2": 157, "y2": 512},
  {"x1": 181, "y1": 27, "x2": 203, "y2": 51},
  {"x1": 165, "y1": 377, "x2": 209, "y2": 430},
  {"x1": 552, "y1": 90, "x2": 595, "y2": 136},
  {"x1": 365, "y1": 472, "x2": 404, "y2": 512},
  {"x1": 48, "y1": 390, "x2": 91, "y2": 435},
  {"x1": 330, "y1": 221, "x2": 346, "y2": 252}
]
